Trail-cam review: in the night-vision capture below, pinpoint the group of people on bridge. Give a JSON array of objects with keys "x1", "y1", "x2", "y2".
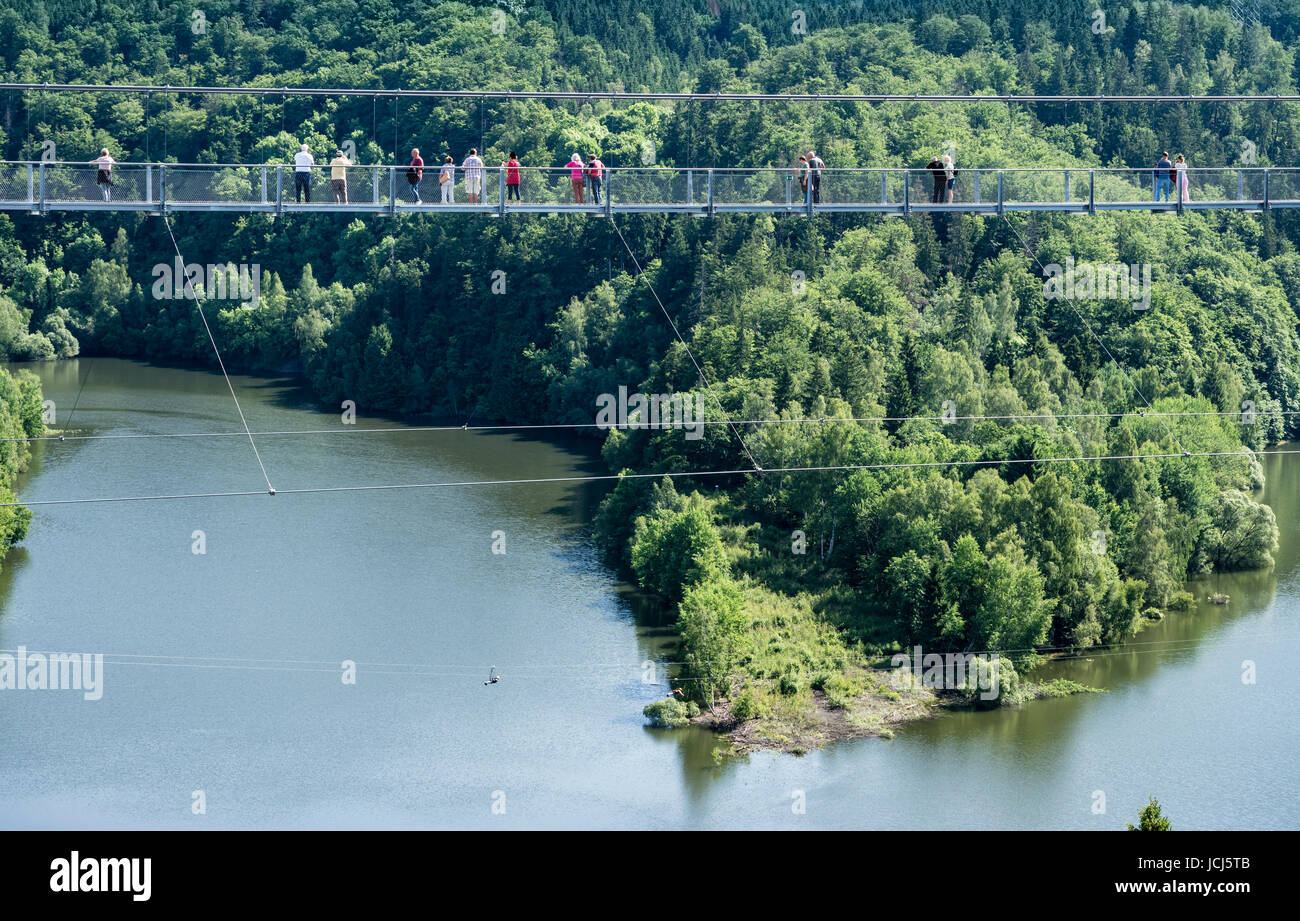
[
  {"x1": 77, "y1": 142, "x2": 1198, "y2": 207},
  {"x1": 292, "y1": 144, "x2": 610, "y2": 206}
]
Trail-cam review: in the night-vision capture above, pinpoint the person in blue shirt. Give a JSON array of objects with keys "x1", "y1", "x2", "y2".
[{"x1": 1154, "y1": 151, "x2": 1173, "y2": 202}]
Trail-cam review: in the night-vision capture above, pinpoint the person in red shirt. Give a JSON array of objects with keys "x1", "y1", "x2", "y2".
[
  {"x1": 586, "y1": 154, "x2": 605, "y2": 204},
  {"x1": 406, "y1": 148, "x2": 424, "y2": 203},
  {"x1": 504, "y1": 151, "x2": 521, "y2": 202}
]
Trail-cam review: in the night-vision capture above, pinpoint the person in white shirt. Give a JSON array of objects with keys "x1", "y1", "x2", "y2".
[
  {"x1": 91, "y1": 148, "x2": 116, "y2": 201},
  {"x1": 462, "y1": 148, "x2": 485, "y2": 203},
  {"x1": 292, "y1": 144, "x2": 314, "y2": 202},
  {"x1": 439, "y1": 156, "x2": 455, "y2": 203}
]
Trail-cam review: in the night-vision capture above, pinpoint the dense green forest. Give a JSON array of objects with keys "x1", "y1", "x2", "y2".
[
  {"x1": 0, "y1": 366, "x2": 44, "y2": 577},
  {"x1": 2, "y1": 0, "x2": 1299, "y2": 741}
]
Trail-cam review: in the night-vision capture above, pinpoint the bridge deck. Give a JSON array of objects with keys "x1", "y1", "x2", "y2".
[{"x1": 3, "y1": 163, "x2": 1296, "y2": 216}]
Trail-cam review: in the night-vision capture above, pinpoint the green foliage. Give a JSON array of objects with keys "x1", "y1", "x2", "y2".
[
  {"x1": 1127, "y1": 796, "x2": 1173, "y2": 831},
  {"x1": 630, "y1": 496, "x2": 728, "y2": 603},
  {"x1": 4, "y1": 0, "x2": 1300, "y2": 739},
  {"x1": 0, "y1": 367, "x2": 41, "y2": 560},
  {"x1": 677, "y1": 576, "x2": 750, "y2": 707},
  {"x1": 730, "y1": 686, "x2": 764, "y2": 721},
  {"x1": 642, "y1": 697, "x2": 693, "y2": 729}
]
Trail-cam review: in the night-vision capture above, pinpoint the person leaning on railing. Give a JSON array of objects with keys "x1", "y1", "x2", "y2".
[
  {"x1": 565, "y1": 153, "x2": 585, "y2": 203},
  {"x1": 92, "y1": 148, "x2": 116, "y2": 201},
  {"x1": 504, "y1": 152, "x2": 521, "y2": 202},
  {"x1": 293, "y1": 143, "x2": 314, "y2": 202},
  {"x1": 438, "y1": 155, "x2": 455, "y2": 203},
  {"x1": 329, "y1": 149, "x2": 351, "y2": 203},
  {"x1": 462, "y1": 148, "x2": 485, "y2": 204},
  {"x1": 586, "y1": 154, "x2": 605, "y2": 205}
]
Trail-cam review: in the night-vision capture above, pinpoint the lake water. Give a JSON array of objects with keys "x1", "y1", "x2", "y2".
[{"x1": 1, "y1": 358, "x2": 1295, "y2": 829}]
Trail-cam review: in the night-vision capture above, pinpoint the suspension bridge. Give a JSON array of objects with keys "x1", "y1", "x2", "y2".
[{"x1": 3, "y1": 162, "x2": 1298, "y2": 217}]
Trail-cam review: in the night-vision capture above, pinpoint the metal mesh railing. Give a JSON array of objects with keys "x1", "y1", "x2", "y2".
[{"x1": 3, "y1": 162, "x2": 1298, "y2": 211}]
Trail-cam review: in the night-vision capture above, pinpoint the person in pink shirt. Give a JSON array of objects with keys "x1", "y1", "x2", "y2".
[
  {"x1": 504, "y1": 151, "x2": 522, "y2": 202},
  {"x1": 566, "y1": 153, "x2": 585, "y2": 203}
]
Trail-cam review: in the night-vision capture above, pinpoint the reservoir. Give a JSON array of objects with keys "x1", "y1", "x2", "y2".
[{"x1": 1, "y1": 358, "x2": 1295, "y2": 829}]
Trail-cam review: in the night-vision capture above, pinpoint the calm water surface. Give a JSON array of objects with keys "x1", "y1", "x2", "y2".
[{"x1": 0, "y1": 359, "x2": 1295, "y2": 829}]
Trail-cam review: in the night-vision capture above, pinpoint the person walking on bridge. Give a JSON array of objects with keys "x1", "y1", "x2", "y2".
[
  {"x1": 407, "y1": 148, "x2": 424, "y2": 203},
  {"x1": 943, "y1": 153, "x2": 957, "y2": 203},
  {"x1": 797, "y1": 155, "x2": 809, "y2": 200},
  {"x1": 293, "y1": 143, "x2": 314, "y2": 203},
  {"x1": 91, "y1": 148, "x2": 116, "y2": 201},
  {"x1": 329, "y1": 149, "x2": 352, "y2": 203}
]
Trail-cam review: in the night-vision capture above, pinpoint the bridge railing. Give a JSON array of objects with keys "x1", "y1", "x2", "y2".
[{"x1": 2, "y1": 162, "x2": 1298, "y2": 213}]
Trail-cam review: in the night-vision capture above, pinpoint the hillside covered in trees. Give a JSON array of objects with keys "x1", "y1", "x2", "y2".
[{"x1": 1, "y1": 0, "x2": 1298, "y2": 744}]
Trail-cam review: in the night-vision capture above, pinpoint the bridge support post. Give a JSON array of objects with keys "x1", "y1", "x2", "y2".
[
  {"x1": 498, "y1": 168, "x2": 506, "y2": 217},
  {"x1": 997, "y1": 170, "x2": 1004, "y2": 216},
  {"x1": 903, "y1": 169, "x2": 910, "y2": 216},
  {"x1": 1088, "y1": 170, "x2": 1095, "y2": 215},
  {"x1": 1064, "y1": 170, "x2": 1070, "y2": 203},
  {"x1": 372, "y1": 167, "x2": 380, "y2": 208},
  {"x1": 1263, "y1": 169, "x2": 1271, "y2": 212},
  {"x1": 687, "y1": 170, "x2": 693, "y2": 205},
  {"x1": 38, "y1": 162, "x2": 45, "y2": 214},
  {"x1": 391, "y1": 167, "x2": 398, "y2": 216},
  {"x1": 605, "y1": 170, "x2": 612, "y2": 218},
  {"x1": 786, "y1": 172, "x2": 792, "y2": 207},
  {"x1": 276, "y1": 166, "x2": 283, "y2": 214},
  {"x1": 880, "y1": 170, "x2": 887, "y2": 206},
  {"x1": 707, "y1": 169, "x2": 714, "y2": 217},
  {"x1": 159, "y1": 164, "x2": 166, "y2": 213},
  {"x1": 27, "y1": 164, "x2": 34, "y2": 204},
  {"x1": 261, "y1": 166, "x2": 268, "y2": 204},
  {"x1": 974, "y1": 172, "x2": 981, "y2": 204},
  {"x1": 146, "y1": 164, "x2": 153, "y2": 207},
  {"x1": 1238, "y1": 169, "x2": 1244, "y2": 201}
]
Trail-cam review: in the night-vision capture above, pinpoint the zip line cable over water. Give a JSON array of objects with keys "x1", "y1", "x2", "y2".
[
  {"x1": 160, "y1": 213, "x2": 275, "y2": 495},
  {"x1": 0, "y1": 630, "x2": 1272, "y2": 679},
  {"x1": 3, "y1": 408, "x2": 1290, "y2": 445},
  {"x1": 1, "y1": 447, "x2": 1293, "y2": 509}
]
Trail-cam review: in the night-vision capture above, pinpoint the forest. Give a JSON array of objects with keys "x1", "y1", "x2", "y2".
[{"x1": 1, "y1": 0, "x2": 1298, "y2": 741}]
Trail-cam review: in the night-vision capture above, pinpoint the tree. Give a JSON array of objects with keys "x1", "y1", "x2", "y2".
[
  {"x1": 1127, "y1": 796, "x2": 1173, "y2": 831},
  {"x1": 630, "y1": 500, "x2": 728, "y2": 603},
  {"x1": 1197, "y1": 490, "x2": 1280, "y2": 572},
  {"x1": 678, "y1": 577, "x2": 749, "y2": 710}
]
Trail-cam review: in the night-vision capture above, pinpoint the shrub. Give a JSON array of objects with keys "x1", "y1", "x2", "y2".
[
  {"x1": 643, "y1": 697, "x2": 692, "y2": 729},
  {"x1": 730, "y1": 688, "x2": 763, "y2": 721}
]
